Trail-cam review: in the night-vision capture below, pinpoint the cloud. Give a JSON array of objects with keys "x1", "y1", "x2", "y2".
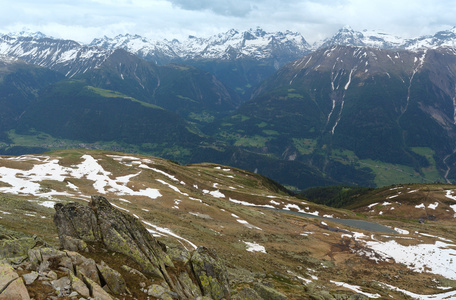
[
  {"x1": 0, "y1": 0, "x2": 455, "y2": 44},
  {"x1": 167, "y1": 0, "x2": 253, "y2": 17}
]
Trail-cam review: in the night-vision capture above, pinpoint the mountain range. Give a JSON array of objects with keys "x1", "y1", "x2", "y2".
[{"x1": 3, "y1": 27, "x2": 456, "y2": 190}]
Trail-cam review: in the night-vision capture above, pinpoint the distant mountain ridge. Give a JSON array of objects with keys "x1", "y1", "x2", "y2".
[
  {"x1": 0, "y1": 33, "x2": 112, "y2": 77},
  {"x1": 317, "y1": 26, "x2": 456, "y2": 50},
  {"x1": 90, "y1": 27, "x2": 311, "y2": 65}
]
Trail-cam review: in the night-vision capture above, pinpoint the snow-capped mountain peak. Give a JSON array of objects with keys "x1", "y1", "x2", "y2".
[
  {"x1": 318, "y1": 26, "x2": 406, "y2": 50},
  {"x1": 6, "y1": 30, "x2": 50, "y2": 40},
  {"x1": 90, "y1": 27, "x2": 311, "y2": 64}
]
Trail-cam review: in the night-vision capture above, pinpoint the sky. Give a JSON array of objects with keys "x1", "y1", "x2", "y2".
[{"x1": 1, "y1": 0, "x2": 456, "y2": 44}]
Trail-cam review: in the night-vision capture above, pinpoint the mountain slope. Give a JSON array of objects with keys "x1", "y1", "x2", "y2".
[
  {"x1": 0, "y1": 57, "x2": 64, "y2": 141},
  {"x1": 218, "y1": 45, "x2": 456, "y2": 187},
  {"x1": 90, "y1": 28, "x2": 311, "y2": 100},
  {"x1": 1, "y1": 150, "x2": 456, "y2": 298},
  {"x1": 76, "y1": 49, "x2": 240, "y2": 125},
  {"x1": 14, "y1": 78, "x2": 205, "y2": 159}
]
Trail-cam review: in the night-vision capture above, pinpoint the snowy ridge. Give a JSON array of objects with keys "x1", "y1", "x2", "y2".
[
  {"x1": 0, "y1": 33, "x2": 112, "y2": 77},
  {"x1": 319, "y1": 26, "x2": 456, "y2": 51},
  {"x1": 90, "y1": 27, "x2": 311, "y2": 63}
]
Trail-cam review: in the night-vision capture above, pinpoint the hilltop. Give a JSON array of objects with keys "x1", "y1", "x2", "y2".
[{"x1": 0, "y1": 149, "x2": 456, "y2": 298}]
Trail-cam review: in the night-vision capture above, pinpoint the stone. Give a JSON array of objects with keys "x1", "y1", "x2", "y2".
[
  {"x1": 121, "y1": 265, "x2": 148, "y2": 281},
  {"x1": 82, "y1": 274, "x2": 113, "y2": 300},
  {"x1": 47, "y1": 270, "x2": 58, "y2": 280},
  {"x1": 0, "y1": 262, "x2": 30, "y2": 299},
  {"x1": 60, "y1": 235, "x2": 88, "y2": 252},
  {"x1": 51, "y1": 276, "x2": 72, "y2": 297},
  {"x1": 0, "y1": 237, "x2": 36, "y2": 260},
  {"x1": 69, "y1": 272, "x2": 91, "y2": 298},
  {"x1": 147, "y1": 284, "x2": 174, "y2": 300},
  {"x1": 253, "y1": 282, "x2": 288, "y2": 300},
  {"x1": 89, "y1": 196, "x2": 174, "y2": 278},
  {"x1": 53, "y1": 196, "x2": 232, "y2": 300},
  {"x1": 54, "y1": 202, "x2": 101, "y2": 244},
  {"x1": 22, "y1": 271, "x2": 39, "y2": 285},
  {"x1": 76, "y1": 258, "x2": 100, "y2": 285},
  {"x1": 177, "y1": 271, "x2": 202, "y2": 298},
  {"x1": 191, "y1": 247, "x2": 230, "y2": 300},
  {"x1": 232, "y1": 287, "x2": 263, "y2": 300},
  {"x1": 97, "y1": 263, "x2": 127, "y2": 295}
]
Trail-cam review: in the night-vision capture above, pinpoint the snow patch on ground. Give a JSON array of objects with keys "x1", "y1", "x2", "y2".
[
  {"x1": 244, "y1": 241, "x2": 266, "y2": 253},
  {"x1": 142, "y1": 220, "x2": 197, "y2": 250},
  {"x1": 428, "y1": 202, "x2": 439, "y2": 209},
  {"x1": 364, "y1": 240, "x2": 456, "y2": 279},
  {"x1": 394, "y1": 228, "x2": 409, "y2": 235},
  {"x1": 203, "y1": 189, "x2": 225, "y2": 198},
  {"x1": 330, "y1": 281, "x2": 380, "y2": 298},
  {"x1": 237, "y1": 219, "x2": 262, "y2": 230},
  {"x1": 445, "y1": 190, "x2": 456, "y2": 201},
  {"x1": 379, "y1": 282, "x2": 456, "y2": 300}
]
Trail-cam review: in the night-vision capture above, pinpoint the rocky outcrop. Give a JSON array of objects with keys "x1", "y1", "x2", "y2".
[{"x1": 54, "y1": 195, "x2": 231, "y2": 299}]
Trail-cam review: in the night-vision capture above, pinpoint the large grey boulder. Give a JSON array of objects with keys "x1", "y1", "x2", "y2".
[{"x1": 53, "y1": 195, "x2": 231, "y2": 299}]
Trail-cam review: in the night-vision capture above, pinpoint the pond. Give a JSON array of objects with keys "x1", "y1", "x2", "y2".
[{"x1": 277, "y1": 209, "x2": 397, "y2": 233}]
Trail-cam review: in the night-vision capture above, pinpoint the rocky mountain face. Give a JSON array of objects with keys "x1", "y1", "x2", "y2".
[{"x1": 218, "y1": 45, "x2": 456, "y2": 187}]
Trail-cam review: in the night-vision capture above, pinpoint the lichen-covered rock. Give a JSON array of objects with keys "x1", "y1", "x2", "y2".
[
  {"x1": 0, "y1": 236, "x2": 36, "y2": 261},
  {"x1": 76, "y1": 257, "x2": 100, "y2": 285},
  {"x1": 97, "y1": 262, "x2": 127, "y2": 295},
  {"x1": 147, "y1": 284, "x2": 176, "y2": 300},
  {"x1": 28, "y1": 247, "x2": 67, "y2": 271},
  {"x1": 253, "y1": 283, "x2": 287, "y2": 300},
  {"x1": 191, "y1": 247, "x2": 230, "y2": 300},
  {"x1": 232, "y1": 287, "x2": 263, "y2": 300},
  {"x1": 69, "y1": 270, "x2": 91, "y2": 298},
  {"x1": 0, "y1": 262, "x2": 30, "y2": 299},
  {"x1": 59, "y1": 235, "x2": 88, "y2": 252},
  {"x1": 53, "y1": 196, "x2": 232, "y2": 300},
  {"x1": 54, "y1": 202, "x2": 101, "y2": 243},
  {"x1": 51, "y1": 276, "x2": 71, "y2": 297},
  {"x1": 82, "y1": 273, "x2": 113, "y2": 300},
  {"x1": 90, "y1": 196, "x2": 174, "y2": 278}
]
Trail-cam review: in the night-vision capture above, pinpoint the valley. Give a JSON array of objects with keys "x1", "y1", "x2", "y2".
[{"x1": 3, "y1": 27, "x2": 456, "y2": 190}]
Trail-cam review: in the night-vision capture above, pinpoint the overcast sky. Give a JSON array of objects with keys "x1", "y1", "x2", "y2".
[{"x1": 1, "y1": 0, "x2": 455, "y2": 44}]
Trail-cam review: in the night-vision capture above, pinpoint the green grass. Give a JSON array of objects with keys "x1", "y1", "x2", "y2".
[
  {"x1": 231, "y1": 115, "x2": 250, "y2": 122},
  {"x1": 359, "y1": 159, "x2": 442, "y2": 187},
  {"x1": 234, "y1": 135, "x2": 272, "y2": 148},
  {"x1": 410, "y1": 147, "x2": 442, "y2": 180},
  {"x1": 177, "y1": 95, "x2": 198, "y2": 103},
  {"x1": 287, "y1": 93, "x2": 303, "y2": 99},
  {"x1": 189, "y1": 112, "x2": 215, "y2": 123},
  {"x1": 293, "y1": 138, "x2": 317, "y2": 155},
  {"x1": 262, "y1": 130, "x2": 279, "y2": 136},
  {"x1": 86, "y1": 86, "x2": 163, "y2": 110},
  {"x1": 329, "y1": 149, "x2": 358, "y2": 165}
]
